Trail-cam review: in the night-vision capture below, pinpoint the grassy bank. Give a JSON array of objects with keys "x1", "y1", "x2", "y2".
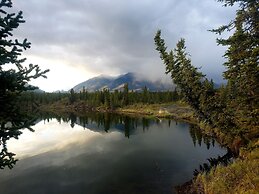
[
  {"x1": 194, "y1": 143, "x2": 259, "y2": 194},
  {"x1": 115, "y1": 101, "x2": 197, "y2": 123},
  {"x1": 40, "y1": 100, "x2": 197, "y2": 123}
]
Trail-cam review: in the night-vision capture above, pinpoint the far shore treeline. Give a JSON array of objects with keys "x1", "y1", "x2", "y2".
[{"x1": 19, "y1": 85, "x2": 181, "y2": 109}]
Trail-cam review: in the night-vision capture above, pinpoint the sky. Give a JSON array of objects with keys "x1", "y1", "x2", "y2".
[{"x1": 12, "y1": 0, "x2": 236, "y2": 92}]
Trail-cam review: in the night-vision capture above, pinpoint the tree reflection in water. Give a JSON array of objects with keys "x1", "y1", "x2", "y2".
[
  {"x1": 189, "y1": 125, "x2": 235, "y2": 176},
  {"x1": 38, "y1": 112, "x2": 153, "y2": 138},
  {"x1": 1, "y1": 110, "x2": 231, "y2": 172},
  {"x1": 0, "y1": 108, "x2": 37, "y2": 169},
  {"x1": 189, "y1": 124, "x2": 216, "y2": 149}
]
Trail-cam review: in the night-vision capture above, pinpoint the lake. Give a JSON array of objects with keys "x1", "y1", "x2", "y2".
[{"x1": 0, "y1": 112, "x2": 227, "y2": 194}]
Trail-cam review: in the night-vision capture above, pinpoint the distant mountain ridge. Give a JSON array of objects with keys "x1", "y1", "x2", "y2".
[{"x1": 73, "y1": 72, "x2": 174, "y2": 92}]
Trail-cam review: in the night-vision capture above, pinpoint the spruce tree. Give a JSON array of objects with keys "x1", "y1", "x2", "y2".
[
  {"x1": 69, "y1": 89, "x2": 76, "y2": 104},
  {"x1": 154, "y1": 0, "x2": 259, "y2": 133},
  {"x1": 154, "y1": 35, "x2": 213, "y2": 123},
  {"x1": 122, "y1": 83, "x2": 129, "y2": 106},
  {"x1": 0, "y1": 0, "x2": 49, "y2": 169},
  {"x1": 212, "y1": 0, "x2": 259, "y2": 128},
  {"x1": 142, "y1": 86, "x2": 148, "y2": 104},
  {"x1": 0, "y1": 0, "x2": 49, "y2": 112}
]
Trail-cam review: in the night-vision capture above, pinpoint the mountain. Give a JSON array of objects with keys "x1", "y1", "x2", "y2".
[
  {"x1": 53, "y1": 90, "x2": 69, "y2": 93},
  {"x1": 73, "y1": 72, "x2": 174, "y2": 92},
  {"x1": 73, "y1": 75, "x2": 114, "y2": 92},
  {"x1": 33, "y1": 88, "x2": 45, "y2": 93},
  {"x1": 25, "y1": 84, "x2": 45, "y2": 93}
]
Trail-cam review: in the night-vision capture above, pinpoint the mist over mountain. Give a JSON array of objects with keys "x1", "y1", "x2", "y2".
[{"x1": 73, "y1": 72, "x2": 175, "y2": 92}]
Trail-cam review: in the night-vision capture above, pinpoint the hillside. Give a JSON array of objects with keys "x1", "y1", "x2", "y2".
[{"x1": 73, "y1": 72, "x2": 175, "y2": 92}]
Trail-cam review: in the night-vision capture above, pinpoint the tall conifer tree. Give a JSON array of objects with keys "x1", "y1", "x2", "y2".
[
  {"x1": 155, "y1": 0, "x2": 259, "y2": 133},
  {"x1": 0, "y1": 0, "x2": 49, "y2": 112},
  {"x1": 212, "y1": 0, "x2": 259, "y2": 127}
]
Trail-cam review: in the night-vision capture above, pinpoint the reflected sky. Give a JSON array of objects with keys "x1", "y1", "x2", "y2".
[
  {"x1": 7, "y1": 119, "x2": 103, "y2": 158},
  {"x1": 0, "y1": 117, "x2": 226, "y2": 194}
]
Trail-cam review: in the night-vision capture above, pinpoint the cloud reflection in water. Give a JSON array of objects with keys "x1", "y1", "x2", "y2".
[
  {"x1": 0, "y1": 117, "x2": 226, "y2": 194},
  {"x1": 7, "y1": 119, "x2": 106, "y2": 159}
]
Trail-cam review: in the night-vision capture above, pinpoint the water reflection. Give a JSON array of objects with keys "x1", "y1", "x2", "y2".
[
  {"x1": 189, "y1": 125, "x2": 216, "y2": 149},
  {"x1": 39, "y1": 112, "x2": 159, "y2": 138},
  {"x1": 7, "y1": 119, "x2": 101, "y2": 159},
  {"x1": 0, "y1": 112, "x2": 227, "y2": 194},
  {"x1": 0, "y1": 107, "x2": 38, "y2": 169}
]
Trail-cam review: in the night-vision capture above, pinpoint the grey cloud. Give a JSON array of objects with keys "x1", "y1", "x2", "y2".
[{"x1": 14, "y1": 0, "x2": 236, "y2": 82}]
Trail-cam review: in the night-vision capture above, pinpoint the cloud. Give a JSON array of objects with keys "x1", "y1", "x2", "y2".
[{"x1": 12, "y1": 0, "x2": 236, "y2": 91}]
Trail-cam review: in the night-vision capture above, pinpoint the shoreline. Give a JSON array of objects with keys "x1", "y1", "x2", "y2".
[{"x1": 39, "y1": 101, "x2": 198, "y2": 123}]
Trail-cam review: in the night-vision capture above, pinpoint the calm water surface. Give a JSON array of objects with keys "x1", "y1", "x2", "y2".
[{"x1": 0, "y1": 113, "x2": 226, "y2": 194}]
